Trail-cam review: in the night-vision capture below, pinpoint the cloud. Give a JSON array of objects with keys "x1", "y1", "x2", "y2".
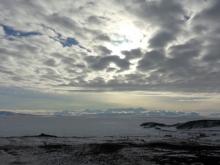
[
  {"x1": 86, "y1": 55, "x2": 130, "y2": 71},
  {"x1": 95, "y1": 46, "x2": 112, "y2": 55},
  {"x1": 87, "y1": 15, "x2": 107, "y2": 25},
  {"x1": 137, "y1": 50, "x2": 165, "y2": 71},
  {"x1": 194, "y1": 0, "x2": 220, "y2": 24},
  {"x1": 95, "y1": 34, "x2": 111, "y2": 41},
  {"x1": 119, "y1": 0, "x2": 186, "y2": 36},
  {"x1": 149, "y1": 30, "x2": 175, "y2": 48},
  {"x1": 121, "y1": 48, "x2": 142, "y2": 60},
  {"x1": 43, "y1": 59, "x2": 58, "y2": 67},
  {"x1": 0, "y1": 0, "x2": 219, "y2": 93}
]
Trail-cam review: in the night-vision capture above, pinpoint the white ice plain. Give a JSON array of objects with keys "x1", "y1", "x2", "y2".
[{"x1": 0, "y1": 111, "x2": 220, "y2": 165}]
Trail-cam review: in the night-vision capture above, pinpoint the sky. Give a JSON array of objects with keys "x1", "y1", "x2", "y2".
[{"x1": 0, "y1": 0, "x2": 220, "y2": 114}]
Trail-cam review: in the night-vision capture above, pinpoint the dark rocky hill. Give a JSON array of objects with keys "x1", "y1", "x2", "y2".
[{"x1": 140, "y1": 120, "x2": 220, "y2": 129}]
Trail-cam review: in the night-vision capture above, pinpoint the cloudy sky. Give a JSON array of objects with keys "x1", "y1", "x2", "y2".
[{"x1": 0, "y1": 0, "x2": 220, "y2": 113}]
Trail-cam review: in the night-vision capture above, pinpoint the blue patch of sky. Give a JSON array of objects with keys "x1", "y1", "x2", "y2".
[
  {"x1": 53, "y1": 35, "x2": 79, "y2": 47},
  {"x1": 1, "y1": 24, "x2": 79, "y2": 48},
  {"x1": 62, "y1": 37, "x2": 79, "y2": 47},
  {"x1": 40, "y1": 24, "x2": 79, "y2": 48},
  {"x1": 1, "y1": 25, "x2": 41, "y2": 38},
  {"x1": 52, "y1": 35, "x2": 79, "y2": 47}
]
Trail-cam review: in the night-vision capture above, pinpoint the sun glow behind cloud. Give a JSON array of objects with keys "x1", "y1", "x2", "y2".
[{"x1": 105, "y1": 21, "x2": 149, "y2": 56}]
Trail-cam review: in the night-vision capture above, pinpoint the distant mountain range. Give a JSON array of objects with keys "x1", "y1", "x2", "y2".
[
  {"x1": 0, "y1": 111, "x2": 16, "y2": 116},
  {"x1": 0, "y1": 109, "x2": 201, "y2": 118}
]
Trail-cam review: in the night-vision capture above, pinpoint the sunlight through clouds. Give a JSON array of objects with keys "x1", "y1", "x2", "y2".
[{"x1": 0, "y1": 0, "x2": 220, "y2": 113}]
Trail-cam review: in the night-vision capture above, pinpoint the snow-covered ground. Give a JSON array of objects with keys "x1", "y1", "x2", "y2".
[
  {"x1": 0, "y1": 112, "x2": 220, "y2": 164},
  {"x1": 0, "y1": 131, "x2": 220, "y2": 165}
]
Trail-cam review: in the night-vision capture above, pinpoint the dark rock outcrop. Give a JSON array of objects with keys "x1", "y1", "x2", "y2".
[
  {"x1": 140, "y1": 120, "x2": 220, "y2": 130},
  {"x1": 176, "y1": 120, "x2": 220, "y2": 129},
  {"x1": 37, "y1": 133, "x2": 57, "y2": 138},
  {"x1": 140, "y1": 122, "x2": 167, "y2": 128}
]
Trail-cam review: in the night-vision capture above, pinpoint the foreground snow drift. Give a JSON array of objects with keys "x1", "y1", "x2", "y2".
[
  {"x1": 0, "y1": 113, "x2": 220, "y2": 164},
  {"x1": 0, "y1": 134, "x2": 220, "y2": 165}
]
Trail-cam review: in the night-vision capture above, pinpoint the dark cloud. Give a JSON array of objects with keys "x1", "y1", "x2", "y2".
[
  {"x1": 86, "y1": 55, "x2": 130, "y2": 71},
  {"x1": 95, "y1": 34, "x2": 111, "y2": 41},
  {"x1": 168, "y1": 39, "x2": 202, "y2": 59},
  {"x1": 87, "y1": 16, "x2": 107, "y2": 25},
  {"x1": 46, "y1": 13, "x2": 79, "y2": 33},
  {"x1": 95, "y1": 46, "x2": 112, "y2": 55},
  {"x1": 149, "y1": 30, "x2": 175, "y2": 48},
  {"x1": 121, "y1": 48, "x2": 142, "y2": 60},
  {"x1": 0, "y1": 66, "x2": 14, "y2": 75},
  {"x1": 195, "y1": 0, "x2": 220, "y2": 23},
  {"x1": 44, "y1": 59, "x2": 57, "y2": 67},
  {"x1": 122, "y1": 0, "x2": 186, "y2": 30},
  {"x1": 190, "y1": 0, "x2": 220, "y2": 74},
  {"x1": 137, "y1": 50, "x2": 165, "y2": 71},
  {"x1": 202, "y1": 39, "x2": 220, "y2": 62}
]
